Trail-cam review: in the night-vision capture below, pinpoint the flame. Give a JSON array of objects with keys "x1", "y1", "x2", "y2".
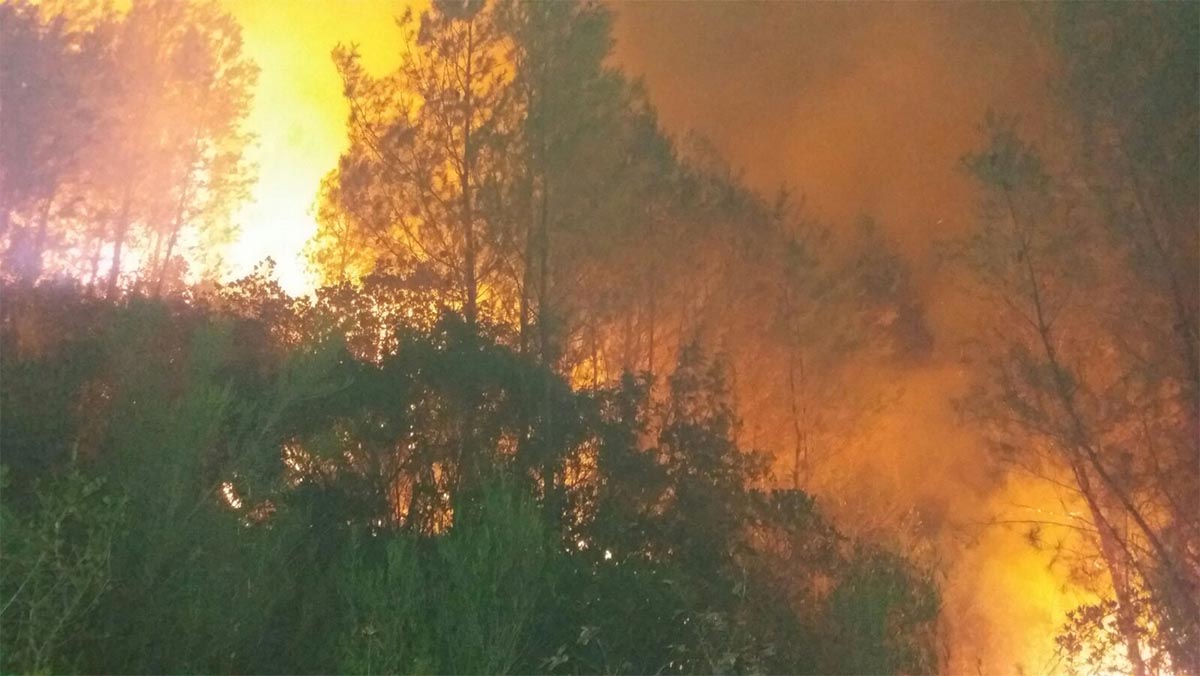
[{"x1": 217, "y1": 0, "x2": 414, "y2": 295}]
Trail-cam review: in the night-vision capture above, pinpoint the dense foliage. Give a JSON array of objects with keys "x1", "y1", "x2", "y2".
[{"x1": 0, "y1": 280, "x2": 939, "y2": 674}]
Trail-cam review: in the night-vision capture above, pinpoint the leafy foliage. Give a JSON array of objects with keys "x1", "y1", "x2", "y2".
[{"x1": 0, "y1": 282, "x2": 939, "y2": 674}]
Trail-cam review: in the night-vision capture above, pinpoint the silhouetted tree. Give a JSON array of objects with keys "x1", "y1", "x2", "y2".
[
  {"x1": 0, "y1": 0, "x2": 256, "y2": 293},
  {"x1": 325, "y1": 0, "x2": 511, "y2": 328}
]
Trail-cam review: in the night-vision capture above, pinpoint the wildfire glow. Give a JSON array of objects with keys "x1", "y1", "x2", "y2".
[
  {"x1": 4, "y1": 1, "x2": 1177, "y2": 672},
  {"x1": 214, "y1": 4, "x2": 1135, "y2": 670},
  {"x1": 217, "y1": 0, "x2": 410, "y2": 295}
]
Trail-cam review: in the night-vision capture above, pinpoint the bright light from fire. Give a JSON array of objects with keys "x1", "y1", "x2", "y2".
[{"x1": 217, "y1": 0, "x2": 411, "y2": 295}]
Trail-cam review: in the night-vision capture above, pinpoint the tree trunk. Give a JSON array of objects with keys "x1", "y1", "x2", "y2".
[
  {"x1": 519, "y1": 166, "x2": 535, "y2": 355},
  {"x1": 1003, "y1": 188, "x2": 1200, "y2": 642},
  {"x1": 591, "y1": 317, "x2": 600, "y2": 390},
  {"x1": 788, "y1": 341, "x2": 806, "y2": 491},
  {"x1": 519, "y1": 257, "x2": 531, "y2": 354},
  {"x1": 536, "y1": 171, "x2": 551, "y2": 364},
  {"x1": 153, "y1": 225, "x2": 182, "y2": 297},
  {"x1": 19, "y1": 197, "x2": 54, "y2": 283},
  {"x1": 1073, "y1": 462, "x2": 1147, "y2": 676},
  {"x1": 461, "y1": 22, "x2": 478, "y2": 329},
  {"x1": 1118, "y1": 136, "x2": 1200, "y2": 407},
  {"x1": 645, "y1": 213, "x2": 657, "y2": 380},
  {"x1": 87, "y1": 238, "x2": 102, "y2": 290},
  {"x1": 106, "y1": 193, "x2": 134, "y2": 299},
  {"x1": 621, "y1": 311, "x2": 634, "y2": 373}
]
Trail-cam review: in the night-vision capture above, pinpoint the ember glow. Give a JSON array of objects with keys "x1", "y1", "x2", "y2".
[{"x1": 1, "y1": 1, "x2": 1195, "y2": 674}]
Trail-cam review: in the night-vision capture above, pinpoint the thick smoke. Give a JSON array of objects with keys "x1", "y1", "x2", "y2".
[
  {"x1": 225, "y1": 0, "x2": 1081, "y2": 668},
  {"x1": 611, "y1": 3, "x2": 1071, "y2": 671}
]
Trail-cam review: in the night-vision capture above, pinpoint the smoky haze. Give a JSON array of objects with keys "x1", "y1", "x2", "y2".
[
  {"x1": 611, "y1": 3, "x2": 1064, "y2": 671},
  {"x1": 611, "y1": 2, "x2": 1050, "y2": 268}
]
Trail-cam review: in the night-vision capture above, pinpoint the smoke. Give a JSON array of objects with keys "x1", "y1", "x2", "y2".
[
  {"x1": 222, "y1": 0, "x2": 1081, "y2": 667},
  {"x1": 611, "y1": 3, "x2": 1047, "y2": 244},
  {"x1": 610, "y1": 3, "x2": 1072, "y2": 671}
]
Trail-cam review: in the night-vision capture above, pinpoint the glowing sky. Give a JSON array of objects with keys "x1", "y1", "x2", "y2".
[{"x1": 219, "y1": 0, "x2": 408, "y2": 294}]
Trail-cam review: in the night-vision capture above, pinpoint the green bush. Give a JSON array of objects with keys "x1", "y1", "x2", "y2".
[
  {"x1": 0, "y1": 284, "x2": 941, "y2": 674},
  {"x1": 0, "y1": 467, "x2": 126, "y2": 675}
]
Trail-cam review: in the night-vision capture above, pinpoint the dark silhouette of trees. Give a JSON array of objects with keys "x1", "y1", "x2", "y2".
[
  {"x1": 954, "y1": 5, "x2": 1199, "y2": 673},
  {"x1": 321, "y1": 0, "x2": 511, "y2": 329},
  {"x1": 0, "y1": 1, "x2": 101, "y2": 282},
  {"x1": 0, "y1": 278, "x2": 940, "y2": 674},
  {"x1": 0, "y1": 0, "x2": 256, "y2": 294},
  {"x1": 312, "y1": 0, "x2": 932, "y2": 503}
]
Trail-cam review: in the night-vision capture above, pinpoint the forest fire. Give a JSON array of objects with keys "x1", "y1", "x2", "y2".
[
  {"x1": 1, "y1": 1, "x2": 1196, "y2": 675},
  {"x1": 219, "y1": 0, "x2": 405, "y2": 294}
]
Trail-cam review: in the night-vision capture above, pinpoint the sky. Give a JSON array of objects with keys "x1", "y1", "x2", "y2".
[{"x1": 220, "y1": 4, "x2": 1071, "y2": 669}]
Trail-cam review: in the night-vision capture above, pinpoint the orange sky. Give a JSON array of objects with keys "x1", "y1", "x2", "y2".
[{"x1": 609, "y1": 2, "x2": 1056, "y2": 331}]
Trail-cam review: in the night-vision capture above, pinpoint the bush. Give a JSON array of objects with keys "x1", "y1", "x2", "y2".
[
  {"x1": 0, "y1": 284, "x2": 942, "y2": 674},
  {"x1": 0, "y1": 467, "x2": 125, "y2": 674}
]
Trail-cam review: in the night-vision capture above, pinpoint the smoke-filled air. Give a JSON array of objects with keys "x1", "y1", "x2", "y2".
[{"x1": 1, "y1": 1, "x2": 1196, "y2": 674}]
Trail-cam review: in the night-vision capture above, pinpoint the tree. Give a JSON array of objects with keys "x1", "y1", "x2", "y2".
[
  {"x1": 93, "y1": 0, "x2": 257, "y2": 296},
  {"x1": 657, "y1": 343, "x2": 763, "y2": 578},
  {"x1": 957, "y1": 111, "x2": 1198, "y2": 675},
  {"x1": 0, "y1": 278, "x2": 943, "y2": 674},
  {"x1": 0, "y1": 0, "x2": 256, "y2": 294},
  {"x1": 339, "y1": 480, "x2": 552, "y2": 675},
  {"x1": 0, "y1": 469, "x2": 125, "y2": 675},
  {"x1": 0, "y1": 1, "x2": 100, "y2": 282},
  {"x1": 325, "y1": 0, "x2": 512, "y2": 328},
  {"x1": 1045, "y1": 6, "x2": 1200, "y2": 668},
  {"x1": 494, "y1": 0, "x2": 639, "y2": 363}
]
